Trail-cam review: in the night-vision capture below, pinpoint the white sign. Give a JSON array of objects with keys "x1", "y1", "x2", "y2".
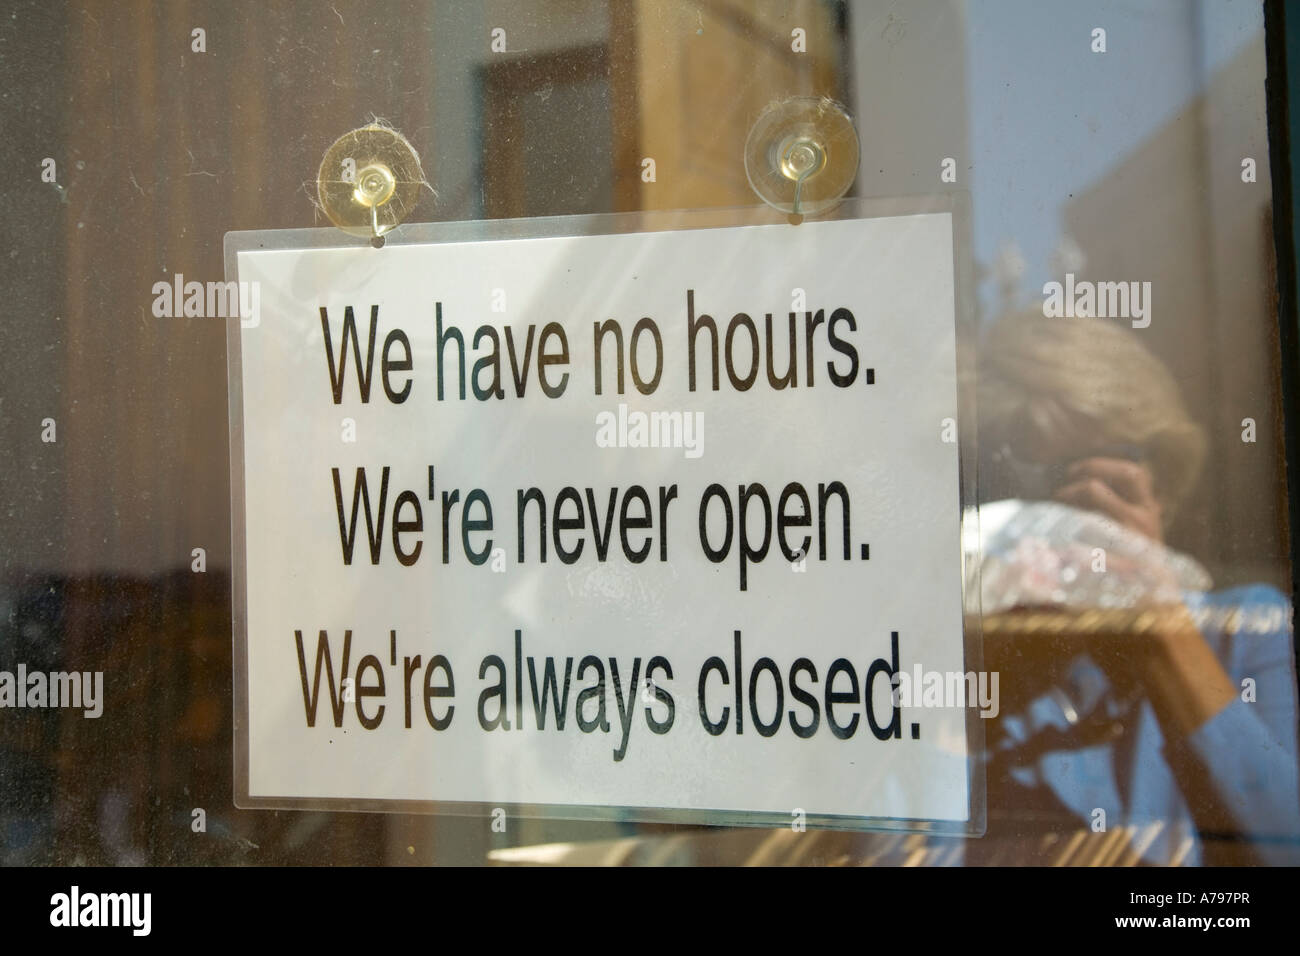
[{"x1": 228, "y1": 209, "x2": 971, "y2": 826}]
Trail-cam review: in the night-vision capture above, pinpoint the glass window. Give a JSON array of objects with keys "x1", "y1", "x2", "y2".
[{"x1": 1, "y1": 0, "x2": 1297, "y2": 870}]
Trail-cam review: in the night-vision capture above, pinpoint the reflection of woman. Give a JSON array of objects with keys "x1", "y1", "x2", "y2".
[
  {"x1": 978, "y1": 310, "x2": 1206, "y2": 539},
  {"x1": 975, "y1": 312, "x2": 1300, "y2": 865}
]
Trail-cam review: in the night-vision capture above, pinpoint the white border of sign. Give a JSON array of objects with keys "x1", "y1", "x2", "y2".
[{"x1": 223, "y1": 196, "x2": 985, "y2": 835}]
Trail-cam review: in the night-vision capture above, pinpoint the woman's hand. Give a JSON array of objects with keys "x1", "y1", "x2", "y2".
[{"x1": 1054, "y1": 457, "x2": 1164, "y2": 542}]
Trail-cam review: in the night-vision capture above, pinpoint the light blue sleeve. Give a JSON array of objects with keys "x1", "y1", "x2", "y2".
[{"x1": 1170, "y1": 586, "x2": 1300, "y2": 863}]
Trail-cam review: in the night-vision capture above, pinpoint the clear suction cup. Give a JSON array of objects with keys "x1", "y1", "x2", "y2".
[
  {"x1": 744, "y1": 97, "x2": 859, "y2": 221},
  {"x1": 317, "y1": 125, "x2": 428, "y2": 240}
]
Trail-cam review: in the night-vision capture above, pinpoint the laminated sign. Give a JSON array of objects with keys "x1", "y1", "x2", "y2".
[{"x1": 225, "y1": 201, "x2": 978, "y2": 830}]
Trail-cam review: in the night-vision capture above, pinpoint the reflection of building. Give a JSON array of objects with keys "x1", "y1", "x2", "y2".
[{"x1": 1062, "y1": 37, "x2": 1286, "y2": 587}]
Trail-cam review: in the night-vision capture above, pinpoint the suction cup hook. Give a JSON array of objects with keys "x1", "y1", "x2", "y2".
[
  {"x1": 744, "y1": 97, "x2": 859, "y2": 224},
  {"x1": 317, "y1": 124, "x2": 428, "y2": 242}
]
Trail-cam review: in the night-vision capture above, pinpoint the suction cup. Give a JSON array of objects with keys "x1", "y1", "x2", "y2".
[
  {"x1": 744, "y1": 97, "x2": 859, "y2": 219},
  {"x1": 317, "y1": 125, "x2": 427, "y2": 239}
]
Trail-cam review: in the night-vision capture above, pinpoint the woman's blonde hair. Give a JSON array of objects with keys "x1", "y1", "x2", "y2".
[{"x1": 976, "y1": 311, "x2": 1207, "y2": 522}]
